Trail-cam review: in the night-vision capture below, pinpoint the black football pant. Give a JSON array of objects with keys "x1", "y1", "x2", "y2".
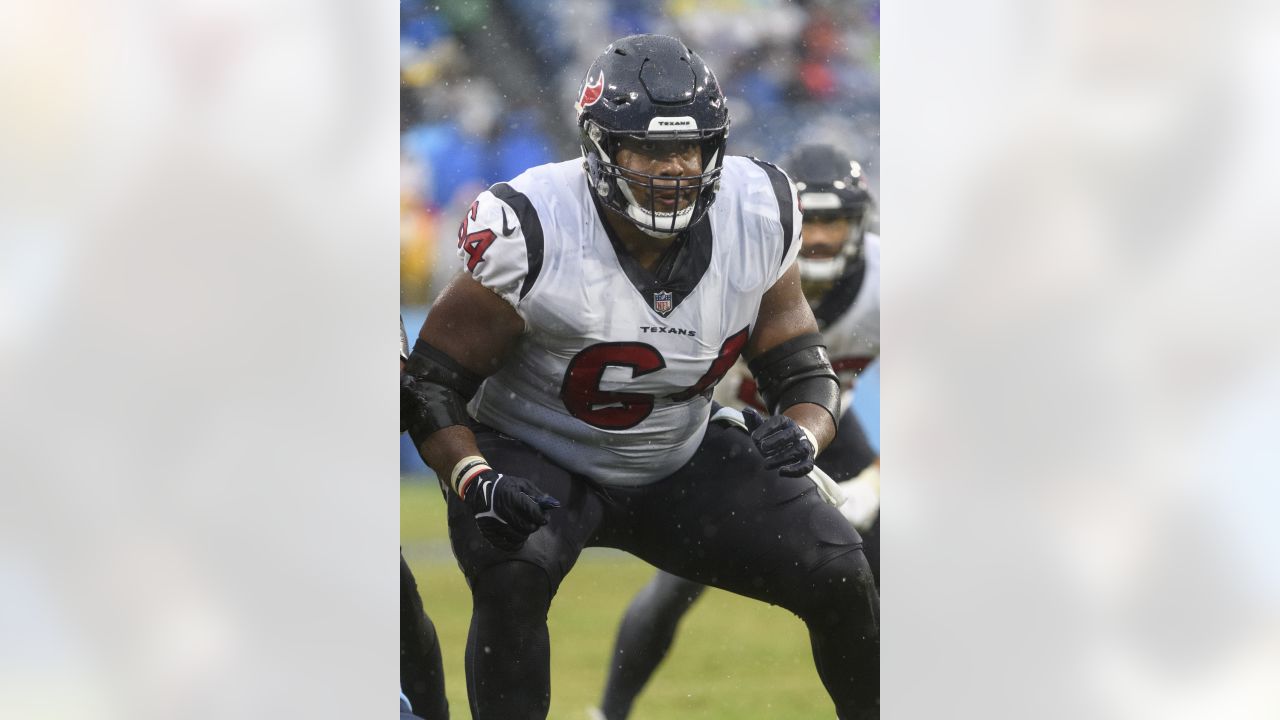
[
  {"x1": 598, "y1": 409, "x2": 880, "y2": 719},
  {"x1": 447, "y1": 420, "x2": 879, "y2": 720}
]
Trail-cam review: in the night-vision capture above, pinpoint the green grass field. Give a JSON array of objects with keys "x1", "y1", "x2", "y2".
[{"x1": 402, "y1": 478, "x2": 834, "y2": 720}]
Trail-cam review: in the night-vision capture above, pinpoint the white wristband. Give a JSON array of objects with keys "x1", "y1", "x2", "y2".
[
  {"x1": 450, "y1": 454, "x2": 491, "y2": 496},
  {"x1": 800, "y1": 427, "x2": 818, "y2": 453}
]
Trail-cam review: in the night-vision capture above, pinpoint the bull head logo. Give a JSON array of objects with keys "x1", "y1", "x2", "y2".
[{"x1": 576, "y1": 71, "x2": 604, "y2": 115}]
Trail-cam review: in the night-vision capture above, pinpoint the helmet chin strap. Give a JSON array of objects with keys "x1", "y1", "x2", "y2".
[
  {"x1": 627, "y1": 199, "x2": 696, "y2": 238},
  {"x1": 798, "y1": 256, "x2": 848, "y2": 282},
  {"x1": 614, "y1": 172, "x2": 696, "y2": 237}
]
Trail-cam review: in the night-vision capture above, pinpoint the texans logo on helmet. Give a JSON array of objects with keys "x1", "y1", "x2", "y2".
[{"x1": 576, "y1": 71, "x2": 604, "y2": 114}]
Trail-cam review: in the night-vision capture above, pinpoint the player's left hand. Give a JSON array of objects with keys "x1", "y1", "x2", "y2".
[{"x1": 741, "y1": 406, "x2": 816, "y2": 477}]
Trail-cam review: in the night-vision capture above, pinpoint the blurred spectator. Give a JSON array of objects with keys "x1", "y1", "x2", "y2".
[{"x1": 400, "y1": 155, "x2": 438, "y2": 307}]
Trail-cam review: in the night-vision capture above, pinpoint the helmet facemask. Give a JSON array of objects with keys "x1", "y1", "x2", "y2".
[{"x1": 581, "y1": 119, "x2": 727, "y2": 239}]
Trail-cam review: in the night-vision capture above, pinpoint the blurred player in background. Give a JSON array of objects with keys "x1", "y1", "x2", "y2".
[
  {"x1": 401, "y1": 36, "x2": 878, "y2": 720},
  {"x1": 592, "y1": 144, "x2": 881, "y2": 720},
  {"x1": 400, "y1": 316, "x2": 449, "y2": 720}
]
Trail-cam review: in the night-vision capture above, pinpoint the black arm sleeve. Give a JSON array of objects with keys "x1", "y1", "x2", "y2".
[
  {"x1": 747, "y1": 333, "x2": 842, "y2": 425},
  {"x1": 402, "y1": 339, "x2": 485, "y2": 445},
  {"x1": 404, "y1": 338, "x2": 484, "y2": 396}
]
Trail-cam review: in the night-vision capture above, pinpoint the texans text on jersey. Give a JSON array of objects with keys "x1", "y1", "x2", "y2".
[{"x1": 639, "y1": 325, "x2": 697, "y2": 337}]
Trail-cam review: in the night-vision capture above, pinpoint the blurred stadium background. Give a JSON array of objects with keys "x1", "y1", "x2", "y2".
[{"x1": 400, "y1": 1, "x2": 879, "y2": 717}]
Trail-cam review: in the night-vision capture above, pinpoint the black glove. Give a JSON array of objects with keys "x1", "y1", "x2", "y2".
[
  {"x1": 462, "y1": 469, "x2": 560, "y2": 551},
  {"x1": 741, "y1": 406, "x2": 816, "y2": 477}
]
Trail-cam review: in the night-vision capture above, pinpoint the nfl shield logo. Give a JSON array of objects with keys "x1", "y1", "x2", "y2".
[{"x1": 653, "y1": 290, "x2": 673, "y2": 315}]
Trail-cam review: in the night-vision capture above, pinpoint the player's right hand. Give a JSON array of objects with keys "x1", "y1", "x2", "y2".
[{"x1": 461, "y1": 470, "x2": 561, "y2": 551}]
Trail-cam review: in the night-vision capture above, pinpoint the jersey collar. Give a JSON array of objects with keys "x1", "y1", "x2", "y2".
[{"x1": 591, "y1": 193, "x2": 714, "y2": 318}]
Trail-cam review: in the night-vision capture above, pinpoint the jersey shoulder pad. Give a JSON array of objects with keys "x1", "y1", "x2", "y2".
[
  {"x1": 861, "y1": 232, "x2": 882, "y2": 313},
  {"x1": 863, "y1": 232, "x2": 881, "y2": 272},
  {"x1": 455, "y1": 182, "x2": 546, "y2": 308},
  {"x1": 740, "y1": 156, "x2": 803, "y2": 284}
]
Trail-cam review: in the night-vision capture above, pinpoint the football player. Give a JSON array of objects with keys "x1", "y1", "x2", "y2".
[
  {"x1": 400, "y1": 316, "x2": 449, "y2": 720},
  {"x1": 401, "y1": 36, "x2": 878, "y2": 720},
  {"x1": 592, "y1": 145, "x2": 881, "y2": 720}
]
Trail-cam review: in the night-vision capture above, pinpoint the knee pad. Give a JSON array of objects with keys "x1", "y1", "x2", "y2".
[
  {"x1": 472, "y1": 561, "x2": 553, "y2": 618},
  {"x1": 790, "y1": 548, "x2": 878, "y2": 629}
]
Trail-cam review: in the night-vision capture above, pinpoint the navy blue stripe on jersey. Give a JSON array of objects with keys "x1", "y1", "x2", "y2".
[
  {"x1": 749, "y1": 157, "x2": 795, "y2": 264},
  {"x1": 489, "y1": 182, "x2": 545, "y2": 300},
  {"x1": 812, "y1": 255, "x2": 867, "y2": 331}
]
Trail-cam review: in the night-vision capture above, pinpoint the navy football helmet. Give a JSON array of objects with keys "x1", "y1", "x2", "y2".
[
  {"x1": 575, "y1": 34, "x2": 730, "y2": 237},
  {"x1": 786, "y1": 144, "x2": 875, "y2": 285}
]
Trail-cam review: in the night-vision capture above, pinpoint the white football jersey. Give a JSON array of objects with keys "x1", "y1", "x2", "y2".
[
  {"x1": 815, "y1": 231, "x2": 880, "y2": 381},
  {"x1": 712, "y1": 232, "x2": 881, "y2": 410},
  {"x1": 457, "y1": 156, "x2": 802, "y2": 486}
]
